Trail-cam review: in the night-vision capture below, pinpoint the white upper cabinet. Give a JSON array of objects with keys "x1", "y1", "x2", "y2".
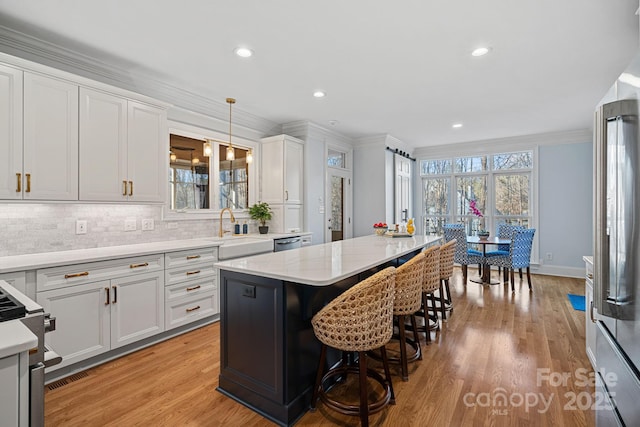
[
  {"x1": 126, "y1": 101, "x2": 167, "y2": 203},
  {"x1": 0, "y1": 64, "x2": 22, "y2": 200},
  {"x1": 261, "y1": 135, "x2": 304, "y2": 205},
  {"x1": 79, "y1": 88, "x2": 166, "y2": 203},
  {"x1": 23, "y1": 72, "x2": 79, "y2": 200}
]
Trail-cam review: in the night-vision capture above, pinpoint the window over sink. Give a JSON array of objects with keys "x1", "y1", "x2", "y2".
[{"x1": 166, "y1": 122, "x2": 258, "y2": 219}]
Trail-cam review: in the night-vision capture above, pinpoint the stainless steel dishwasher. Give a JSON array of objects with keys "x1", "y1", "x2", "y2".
[{"x1": 273, "y1": 236, "x2": 302, "y2": 252}]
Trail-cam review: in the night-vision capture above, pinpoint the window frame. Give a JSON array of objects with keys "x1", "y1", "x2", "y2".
[{"x1": 164, "y1": 121, "x2": 259, "y2": 221}]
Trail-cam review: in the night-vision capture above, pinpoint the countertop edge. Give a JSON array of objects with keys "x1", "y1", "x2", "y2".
[{"x1": 0, "y1": 321, "x2": 38, "y2": 359}]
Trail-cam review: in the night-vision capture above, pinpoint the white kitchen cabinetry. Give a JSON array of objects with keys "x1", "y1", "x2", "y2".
[
  {"x1": 36, "y1": 255, "x2": 164, "y2": 371},
  {"x1": 0, "y1": 64, "x2": 22, "y2": 200},
  {"x1": 23, "y1": 72, "x2": 78, "y2": 200},
  {"x1": 584, "y1": 256, "x2": 596, "y2": 369},
  {"x1": 164, "y1": 247, "x2": 218, "y2": 330},
  {"x1": 79, "y1": 87, "x2": 167, "y2": 202},
  {"x1": 0, "y1": 271, "x2": 26, "y2": 294},
  {"x1": 0, "y1": 351, "x2": 29, "y2": 427},
  {"x1": 1, "y1": 70, "x2": 78, "y2": 201},
  {"x1": 261, "y1": 135, "x2": 304, "y2": 233}
]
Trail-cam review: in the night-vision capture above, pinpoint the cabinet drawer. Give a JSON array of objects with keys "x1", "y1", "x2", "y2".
[
  {"x1": 164, "y1": 247, "x2": 217, "y2": 269},
  {"x1": 164, "y1": 262, "x2": 216, "y2": 287},
  {"x1": 165, "y1": 291, "x2": 218, "y2": 330},
  {"x1": 165, "y1": 276, "x2": 216, "y2": 302},
  {"x1": 36, "y1": 254, "x2": 164, "y2": 292}
]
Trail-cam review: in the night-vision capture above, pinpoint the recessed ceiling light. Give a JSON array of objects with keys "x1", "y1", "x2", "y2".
[
  {"x1": 452, "y1": 123, "x2": 463, "y2": 128},
  {"x1": 234, "y1": 47, "x2": 253, "y2": 58},
  {"x1": 313, "y1": 90, "x2": 326, "y2": 98},
  {"x1": 471, "y1": 47, "x2": 490, "y2": 57},
  {"x1": 328, "y1": 120, "x2": 339, "y2": 126}
]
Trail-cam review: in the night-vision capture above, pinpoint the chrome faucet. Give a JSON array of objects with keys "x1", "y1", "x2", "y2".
[{"x1": 218, "y1": 207, "x2": 236, "y2": 237}]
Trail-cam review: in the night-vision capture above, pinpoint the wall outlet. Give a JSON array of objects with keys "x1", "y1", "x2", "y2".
[
  {"x1": 124, "y1": 218, "x2": 137, "y2": 231},
  {"x1": 141, "y1": 218, "x2": 154, "y2": 231},
  {"x1": 75, "y1": 220, "x2": 87, "y2": 235},
  {"x1": 546, "y1": 252, "x2": 553, "y2": 261}
]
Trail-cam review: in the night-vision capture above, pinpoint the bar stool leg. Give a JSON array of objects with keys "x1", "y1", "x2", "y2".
[
  {"x1": 310, "y1": 344, "x2": 327, "y2": 411},
  {"x1": 438, "y1": 282, "x2": 447, "y2": 320},
  {"x1": 410, "y1": 314, "x2": 422, "y2": 360},
  {"x1": 397, "y1": 314, "x2": 409, "y2": 381},
  {"x1": 358, "y1": 351, "x2": 369, "y2": 427},
  {"x1": 379, "y1": 346, "x2": 396, "y2": 404}
]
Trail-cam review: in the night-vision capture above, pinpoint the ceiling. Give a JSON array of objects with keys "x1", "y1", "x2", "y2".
[{"x1": 0, "y1": 1, "x2": 638, "y2": 148}]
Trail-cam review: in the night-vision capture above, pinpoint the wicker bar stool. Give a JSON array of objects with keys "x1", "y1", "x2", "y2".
[
  {"x1": 418, "y1": 244, "x2": 441, "y2": 343},
  {"x1": 373, "y1": 252, "x2": 425, "y2": 381},
  {"x1": 310, "y1": 267, "x2": 396, "y2": 427},
  {"x1": 438, "y1": 239, "x2": 456, "y2": 320}
]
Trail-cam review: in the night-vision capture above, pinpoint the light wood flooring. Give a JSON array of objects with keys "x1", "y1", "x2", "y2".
[{"x1": 45, "y1": 267, "x2": 594, "y2": 426}]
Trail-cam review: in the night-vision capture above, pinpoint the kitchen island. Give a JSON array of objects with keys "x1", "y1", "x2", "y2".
[{"x1": 215, "y1": 234, "x2": 441, "y2": 426}]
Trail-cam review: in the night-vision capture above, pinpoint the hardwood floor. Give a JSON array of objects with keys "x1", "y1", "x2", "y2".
[{"x1": 45, "y1": 267, "x2": 594, "y2": 426}]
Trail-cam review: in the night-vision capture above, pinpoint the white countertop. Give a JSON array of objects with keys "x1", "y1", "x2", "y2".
[
  {"x1": 215, "y1": 234, "x2": 441, "y2": 286},
  {"x1": 0, "y1": 232, "x2": 312, "y2": 273},
  {"x1": 0, "y1": 320, "x2": 37, "y2": 359}
]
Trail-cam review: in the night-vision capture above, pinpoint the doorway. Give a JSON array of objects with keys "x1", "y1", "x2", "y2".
[{"x1": 326, "y1": 169, "x2": 352, "y2": 242}]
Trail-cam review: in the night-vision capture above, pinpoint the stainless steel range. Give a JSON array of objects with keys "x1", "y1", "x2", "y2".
[{"x1": 0, "y1": 280, "x2": 61, "y2": 427}]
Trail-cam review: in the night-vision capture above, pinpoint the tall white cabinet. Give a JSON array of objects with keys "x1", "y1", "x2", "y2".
[
  {"x1": 79, "y1": 87, "x2": 166, "y2": 202},
  {"x1": 261, "y1": 135, "x2": 304, "y2": 233}
]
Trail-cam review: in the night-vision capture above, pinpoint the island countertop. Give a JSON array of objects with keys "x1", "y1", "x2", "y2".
[{"x1": 215, "y1": 234, "x2": 441, "y2": 286}]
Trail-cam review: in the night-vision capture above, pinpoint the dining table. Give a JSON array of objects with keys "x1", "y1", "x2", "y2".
[{"x1": 466, "y1": 235, "x2": 511, "y2": 285}]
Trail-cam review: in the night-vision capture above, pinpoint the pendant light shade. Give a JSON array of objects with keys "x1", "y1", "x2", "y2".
[{"x1": 246, "y1": 148, "x2": 253, "y2": 164}]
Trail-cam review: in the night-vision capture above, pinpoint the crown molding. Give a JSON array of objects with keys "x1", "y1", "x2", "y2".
[
  {"x1": 0, "y1": 24, "x2": 279, "y2": 135},
  {"x1": 413, "y1": 128, "x2": 593, "y2": 159},
  {"x1": 282, "y1": 120, "x2": 354, "y2": 147}
]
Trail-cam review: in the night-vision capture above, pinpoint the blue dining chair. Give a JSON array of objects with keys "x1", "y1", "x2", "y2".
[
  {"x1": 485, "y1": 224, "x2": 524, "y2": 279},
  {"x1": 443, "y1": 224, "x2": 483, "y2": 285},
  {"x1": 485, "y1": 228, "x2": 536, "y2": 292}
]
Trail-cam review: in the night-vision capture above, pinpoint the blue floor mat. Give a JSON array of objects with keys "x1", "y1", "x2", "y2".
[{"x1": 567, "y1": 294, "x2": 585, "y2": 311}]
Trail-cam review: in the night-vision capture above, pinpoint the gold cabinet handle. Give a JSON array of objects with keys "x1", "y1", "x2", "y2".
[
  {"x1": 128, "y1": 180, "x2": 133, "y2": 196},
  {"x1": 186, "y1": 305, "x2": 201, "y2": 313},
  {"x1": 105, "y1": 287, "x2": 110, "y2": 305},
  {"x1": 64, "y1": 271, "x2": 89, "y2": 279},
  {"x1": 587, "y1": 273, "x2": 593, "y2": 279},
  {"x1": 26, "y1": 173, "x2": 31, "y2": 193},
  {"x1": 186, "y1": 285, "x2": 201, "y2": 292},
  {"x1": 122, "y1": 180, "x2": 127, "y2": 196},
  {"x1": 186, "y1": 255, "x2": 201, "y2": 260},
  {"x1": 16, "y1": 173, "x2": 21, "y2": 193},
  {"x1": 112, "y1": 286, "x2": 117, "y2": 304},
  {"x1": 186, "y1": 270, "x2": 201, "y2": 276},
  {"x1": 129, "y1": 262, "x2": 149, "y2": 269}
]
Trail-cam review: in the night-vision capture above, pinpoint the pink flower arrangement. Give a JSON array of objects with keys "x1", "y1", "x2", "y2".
[{"x1": 469, "y1": 200, "x2": 483, "y2": 218}]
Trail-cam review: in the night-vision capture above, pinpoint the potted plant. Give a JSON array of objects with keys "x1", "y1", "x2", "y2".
[{"x1": 249, "y1": 202, "x2": 273, "y2": 234}]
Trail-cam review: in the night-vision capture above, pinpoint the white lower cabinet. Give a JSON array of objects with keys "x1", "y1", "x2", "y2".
[
  {"x1": 0, "y1": 352, "x2": 29, "y2": 427},
  {"x1": 36, "y1": 256, "x2": 165, "y2": 371},
  {"x1": 164, "y1": 247, "x2": 218, "y2": 330}
]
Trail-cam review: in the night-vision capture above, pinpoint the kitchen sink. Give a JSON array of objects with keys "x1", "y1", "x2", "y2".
[{"x1": 216, "y1": 237, "x2": 274, "y2": 260}]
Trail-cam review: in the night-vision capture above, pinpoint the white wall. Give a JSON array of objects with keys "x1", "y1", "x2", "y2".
[
  {"x1": 353, "y1": 143, "x2": 386, "y2": 237},
  {"x1": 538, "y1": 141, "x2": 593, "y2": 273}
]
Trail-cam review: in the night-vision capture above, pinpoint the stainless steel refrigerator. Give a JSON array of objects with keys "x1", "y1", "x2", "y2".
[{"x1": 594, "y1": 52, "x2": 640, "y2": 427}]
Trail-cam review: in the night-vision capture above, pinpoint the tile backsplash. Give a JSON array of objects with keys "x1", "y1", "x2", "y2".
[{"x1": 0, "y1": 204, "x2": 249, "y2": 256}]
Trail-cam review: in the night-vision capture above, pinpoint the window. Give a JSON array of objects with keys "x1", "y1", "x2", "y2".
[
  {"x1": 168, "y1": 130, "x2": 255, "y2": 215},
  {"x1": 421, "y1": 150, "x2": 534, "y2": 236}
]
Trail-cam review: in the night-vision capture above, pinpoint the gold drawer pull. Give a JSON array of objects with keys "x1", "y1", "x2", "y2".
[
  {"x1": 186, "y1": 270, "x2": 201, "y2": 276},
  {"x1": 64, "y1": 271, "x2": 89, "y2": 279},
  {"x1": 26, "y1": 173, "x2": 31, "y2": 193},
  {"x1": 129, "y1": 180, "x2": 133, "y2": 196},
  {"x1": 186, "y1": 285, "x2": 201, "y2": 292},
  {"x1": 105, "y1": 287, "x2": 110, "y2": 306},
  {"x1": 186, "y1": 305, "x2": 201, "y2": 313},
  {"x1": 122, "y1": 180, "x2": 127, "y2": 196},
  {"x1": 16, "y1": 173, "x2": 21, "y2": 192},
  {"x1": 130, "y1": 262, "x2": 149, "y2": 269},
  {"x1": 186, "y1": 255, "x2": 201, "y2": 260},
  {"x1": 587, "y1": 273, "x2": 593, "y2": 279}
]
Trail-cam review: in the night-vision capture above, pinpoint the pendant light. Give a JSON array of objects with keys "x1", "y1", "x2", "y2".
[
  {"x1": 203, "y1": 140, "x2": 212, "y2": 157},
  {"x1": 226, "y1": 98, "x2": 235, "y2": 161},
  {"x1": 246, "y1": 149, "x2": 253, "y2": 164}
]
